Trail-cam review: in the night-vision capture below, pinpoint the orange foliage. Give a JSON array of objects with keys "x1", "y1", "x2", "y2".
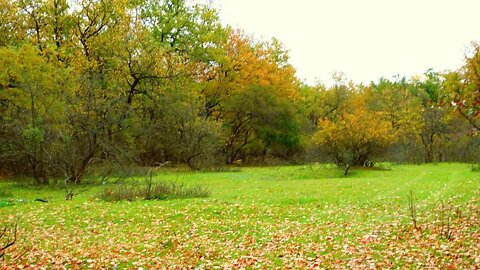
[
  {"x1": 202, "y1": 30, "x2": 300, "y2": 115},
  {"x1": 315, "y1": 98, "x2": 395, "y2": 166}
]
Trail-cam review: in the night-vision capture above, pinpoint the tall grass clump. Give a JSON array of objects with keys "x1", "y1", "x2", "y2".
[{"x1": 99, "y1": 173, "x2": 210, "y2": 202}]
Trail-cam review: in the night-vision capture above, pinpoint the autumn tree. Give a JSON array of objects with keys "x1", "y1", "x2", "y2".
[
  {"x1": 0, "y1": 0, "x2": 24, "y2": 46},
  {"x1": 314, "y1": 95, "x2": 395, "y2": 175},
  {"x1": 300, "y1": 73, "x2": 354, "y2": 146},
  {"x1": 446, "y1": 42, "x2": 480, "y2": 132},
  {"x1": 0, "y1": 0, "x2": 229, "y2": 185},
  {"x1": 367, "y1": 78, "x2": 422, "y2": 137},
  {"x1": 364, "y1": 77, "x2": 425, "y2": 162},
  {"x1": 199, "y1": 30, "x2": 301, "y2": 163}
]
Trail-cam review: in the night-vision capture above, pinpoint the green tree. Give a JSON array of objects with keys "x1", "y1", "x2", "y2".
[
  {"x1": 0, "y1": 45, "x2": 66, "y2": 183},
  {"x1": 135, "y1": 83, "x2": 222, "y2": 169},
  {"x1": 0, "y1": 0, "x2": 229, "y2": 184},
  {"x1": 412, "y1": 70, "x2": 454, "y2": 162},
  {"x1": 222, "y1": 85, "x2": 301, "y2": 164}
]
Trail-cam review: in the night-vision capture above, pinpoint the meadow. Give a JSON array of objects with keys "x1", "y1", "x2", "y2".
[{"x1": 0, "y1": 163, "x2": 479, "y2": 269}]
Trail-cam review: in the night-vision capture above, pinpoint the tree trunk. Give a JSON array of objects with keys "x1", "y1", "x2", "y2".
[{"x1": 344, "y1": 164, "x2": 350, "y2": 176}]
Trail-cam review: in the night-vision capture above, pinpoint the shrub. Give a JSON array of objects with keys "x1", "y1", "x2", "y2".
[
  {"x1": 99, "y1": 180, "x2": 210, "y2": 202},
  {"x1": 149, "y1": 182, "x2": 210, "y2": 200},
  {"x1": 0, "y1": 200, "x2": 13, "y2": 208},
  {"x1": 99, "y1": 184, "x2": 143, "y2": 202}
]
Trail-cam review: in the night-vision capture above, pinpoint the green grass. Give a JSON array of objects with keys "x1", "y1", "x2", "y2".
[{"x1": 0, "y1": 163, "x2": 479, "y2": 268}]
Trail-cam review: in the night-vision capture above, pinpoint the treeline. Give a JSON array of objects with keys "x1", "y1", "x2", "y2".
[
  {"x1": 306, "y1": 71, "x2": 479, "y2": 174},
  {"x1": 0, "y1": 0, "x2": 479, "y2": 183}
]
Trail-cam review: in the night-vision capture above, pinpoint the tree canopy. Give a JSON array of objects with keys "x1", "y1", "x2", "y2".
[{"x1": 0, "y1": 0, "x2": 479, "y2": 181}]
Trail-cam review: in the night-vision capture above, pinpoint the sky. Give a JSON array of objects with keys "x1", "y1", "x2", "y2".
[{"x1": 212, "y1": 0, "x2": 480, "y2": 86}]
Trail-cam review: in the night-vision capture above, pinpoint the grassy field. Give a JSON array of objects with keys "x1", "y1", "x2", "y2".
[{"x1": 0, "y1": 163, "x2": 479, "y2": 268}]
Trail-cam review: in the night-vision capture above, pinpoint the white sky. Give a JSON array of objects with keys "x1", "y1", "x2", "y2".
[{"x1": 212, "y1": 0, "x2": 480, "y2": 86}]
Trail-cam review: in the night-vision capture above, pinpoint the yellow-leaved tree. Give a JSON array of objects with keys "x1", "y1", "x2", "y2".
[{"x1": 314, "y1": 96, "x2": 395, "y2": 175}]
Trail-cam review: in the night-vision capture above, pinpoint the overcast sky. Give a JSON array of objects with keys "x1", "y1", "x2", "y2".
[{"x1": 212, "y1": 0, "x2": 480, "y2": 86}]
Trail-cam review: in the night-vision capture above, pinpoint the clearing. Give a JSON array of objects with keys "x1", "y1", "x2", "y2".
[{"x1": 0, "y1": 163, "x2": 479, "y2": 268}]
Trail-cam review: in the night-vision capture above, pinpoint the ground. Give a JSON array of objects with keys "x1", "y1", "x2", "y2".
[{"x1": 0, "y1": 163, "x2": 479, "y2": 269}]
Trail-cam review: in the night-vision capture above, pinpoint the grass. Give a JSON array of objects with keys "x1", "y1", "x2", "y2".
[
  {"x1": 0, "y1": 163, "x2": 479, "y2": 268},
  {"x1": 0, "y1": 187, "x2": 12, "y2": 198},
  {"x1": 98, "y1": 180, "x2": 210, "y2": 201}
]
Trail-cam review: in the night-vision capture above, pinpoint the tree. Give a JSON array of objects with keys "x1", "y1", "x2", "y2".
[
  {"x1": 0, "y1": 45, "x2": 66, "y2": 183},
  {"x1": 300, "y1": 75, "x2": 353, "y2": 139},
  {"x1": 314, "y1": 97, "x2": 394, "y2": 175},
  {"x1": 0, "y1": 0, "x2": 23, "y2": 46},
  {"x1": 201, "y1": 30, "x2": 299, "y2": 118},
  {"x1": 0, "y1": 0, "x2": 229, "y2": 186},
  {"x1": 446, "y1": 42, "x2": 480, "y2": 131},
  {"x1": 417, "y1": 106, "x2": 451, "y2": 163},
  {"x1": 135, "y1": 84, "x2": 222, "y2": 169},
  {"x1": 199, "y1": 30, "x2": 301, "y2": 163},
  {"x1": 221, "y1": 85, "x2": 301, "y2": 164},
  {"x1": 367, "y1": 77, "x2": 423, "y2": 137},
  {"x1": 413, "y1": 70, "x2": 453, "y2": 163}
]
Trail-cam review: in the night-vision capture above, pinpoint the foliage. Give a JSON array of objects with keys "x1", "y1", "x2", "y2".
[
  {"x1": 365, "y1": 71, "x2": 477, "y2": 164},
  {"x1": 314, "y1": 97, "x2": 395, "y2": 173},
  {"x1": 0, "y1": 0, "x2": 308, "y2": 181},
  {"x1": 301, "y1": 80, "x2": 351, "y2": 130},
  {"x1": 135, "y1": 86, "x2": 223, "y2": 169},
  {"x1": 0, "y1": 0, "x2": 480, "y2": 185},
  {"x1": 222, "y1": 85, "x2": 302, "y2": 164},
  {"x1": 446, "y1": 42, "x2": 480, "y2": 131},
  {"x1": 0, "y1": 0, "x2": 231, "y2": 183},
  {"x1": 367, "y1": 77, "x2": 423, "y2": 137}
]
